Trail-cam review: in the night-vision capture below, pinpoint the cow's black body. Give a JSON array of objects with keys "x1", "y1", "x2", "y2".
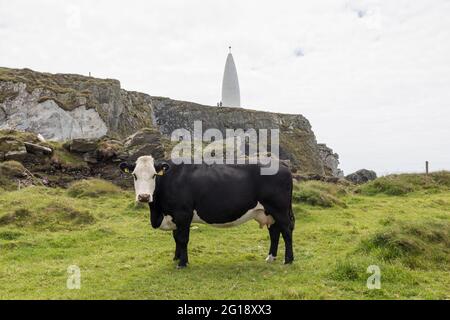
[{"x1": 149, "y1": 161, "x2": 295, "y2": 268}]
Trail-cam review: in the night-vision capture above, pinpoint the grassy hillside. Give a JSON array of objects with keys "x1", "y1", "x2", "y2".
[{"x1": 0, "y1": 174, "x2": 449, "y2": 299}]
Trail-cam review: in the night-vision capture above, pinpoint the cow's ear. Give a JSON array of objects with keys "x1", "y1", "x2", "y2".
[
  {"x1": 155, "y1": 161, "x2": 170, "y2": 176},
  {"x1": 119, "y1": 162, "x2": 135, "y2": 174}
]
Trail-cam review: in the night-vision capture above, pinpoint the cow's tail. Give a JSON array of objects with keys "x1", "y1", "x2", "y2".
[{"x1": 288, "y1": 177, "x2": 295, "y2": 231}]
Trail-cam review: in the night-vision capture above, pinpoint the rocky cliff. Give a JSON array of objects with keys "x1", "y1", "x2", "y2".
[{"x1": 0, "y1": 67, "x2": 342, "y2": 176}]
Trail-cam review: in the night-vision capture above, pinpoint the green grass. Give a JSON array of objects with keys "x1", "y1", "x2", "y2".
[{"x1": 0, "y1": 178, "x2": 449, "y2": 299}]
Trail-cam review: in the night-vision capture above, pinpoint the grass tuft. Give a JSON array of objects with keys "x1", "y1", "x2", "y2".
[
  {"x1": 67, "y1": 179, "x2": 122, "y2": 198},
  {"x1": 331, "y1": 261, "x2": 363, "y2": 281},
  {"x1": 0, "y1": 161, "x2": 26, "y2": 190},
  {"x1": 0, "y1": 230, "x2": 24, "y2": 240},
  {"x1": 0, "y1": 160, "x2": 26, "y2": 177},
  {"x1": 293, "y1": 181, "x2": 347, "y2": 207},
  {"x1": 360, "y1": 221, "x2": 450, "y2": 269},
  {"x1": 0, "y1": 203, "x2": 94, "y2": 231}
]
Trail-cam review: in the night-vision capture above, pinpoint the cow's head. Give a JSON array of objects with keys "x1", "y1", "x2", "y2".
[{"x1": 120, "y1": 156, "x2": 170, "y2": 203}]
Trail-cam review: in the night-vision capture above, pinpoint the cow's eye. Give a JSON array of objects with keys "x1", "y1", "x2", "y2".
[
  {"x1": 132, "y1": 173, "x2": 137, "y2": 180},
  {"x1": 152, "y1": 174, "x2": 157, "y2": 179}
]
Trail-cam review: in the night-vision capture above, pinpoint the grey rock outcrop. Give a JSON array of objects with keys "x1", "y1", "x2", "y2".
[
  {"x1": 24, "y1": 142, "x2": 52, "y2": 156},
  {"x1": 0, "y1": 137, "x2": 28, "y2": 161},
  {"x1": 317, "y1": 144, "x2": 344, "y2": 177},
  {"x1": 4, "y1": 145, "x2": 28, "y2": 161},
  {"x1": 64, "y1": 139, "x2": 98, "y2": 153},
  {"x1": 96, "y1": 139, "x2": 122, "y2": 162},
  {"x1": 0, "y1": 82, "x2": 108, "y2": 140},
  {"x1": 121, "y1": 128, "x2": 165, "y2": 161},
  {"x1": 345, "y1": 169, "x2": 377, "y2": 184}
]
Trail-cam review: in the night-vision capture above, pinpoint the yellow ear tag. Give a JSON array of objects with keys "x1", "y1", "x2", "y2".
[
  {"x1": 157, "y1": 170, "x2": 165, "y2": 176},
  {"x1": 124, "y1": 168, "x2": 130, "y2": 173}
]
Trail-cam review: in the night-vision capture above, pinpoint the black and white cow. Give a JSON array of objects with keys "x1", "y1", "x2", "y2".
[{"x1": 120, "y1": 156, "x2": 295, "y2": 268}]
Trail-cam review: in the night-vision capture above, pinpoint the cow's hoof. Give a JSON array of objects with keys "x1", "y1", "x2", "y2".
[
  {"x1": 176, "y1": 264, "x2": 187, "y2": 269},
  {"x1": 265, "y1": 254, "x2": 277, "y2": 263},
  {"x1": 284, "y1": 259, "x2": 294, "y2": 265}
]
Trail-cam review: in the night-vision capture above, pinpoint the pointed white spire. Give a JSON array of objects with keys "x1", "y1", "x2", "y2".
[{"x1": 221, "y1": 47, "x2": 241, "y2": 107}]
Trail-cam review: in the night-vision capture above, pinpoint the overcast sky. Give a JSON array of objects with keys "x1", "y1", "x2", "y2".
[{"x1": 1, "y1": 0, "x2": 449, "y2": 175}]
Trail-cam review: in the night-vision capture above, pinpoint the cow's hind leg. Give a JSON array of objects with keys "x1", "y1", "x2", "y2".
[
  {"x1": 262, "y1": 203, "x2": 294, "y2": 264},
  {"x1": 273, "y1": 208, "x2": 294, "y2": 264},
  {"x1": 267, "y1": 223, "x2": 280, "y2": 262},
  {"x1": 280, "y1": 223, "x2": 294, "y2": 264}
]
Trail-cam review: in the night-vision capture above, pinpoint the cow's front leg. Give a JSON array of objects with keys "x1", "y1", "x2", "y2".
[
  {"x1": 173, "y1": 221, "x2": 191, "y2": 269},
  {"x1": 172, "y1": 230, "x2": 180, "y2": 261}
]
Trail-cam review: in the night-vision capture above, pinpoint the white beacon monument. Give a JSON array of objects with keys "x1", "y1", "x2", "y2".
[{"x1": 221, "y1": 47, "x2": 241, "y2": 107}]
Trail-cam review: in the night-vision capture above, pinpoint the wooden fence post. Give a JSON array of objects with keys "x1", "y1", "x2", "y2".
[{"x1": 426, "y1": 161, "x2": 429, "y2": 175}]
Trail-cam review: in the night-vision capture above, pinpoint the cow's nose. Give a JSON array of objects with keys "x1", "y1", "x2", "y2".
[{"x1": 138, "y1": 194, "x2": 151, "y2": 203}]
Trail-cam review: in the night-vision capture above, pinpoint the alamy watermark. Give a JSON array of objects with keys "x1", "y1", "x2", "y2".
[
  {"x1": 366, "y1": 265, "x2": 381, "y2": 290},
  {"x1": 67, "y1": 265, "x2": 81, "y2": 290},
  {"x1": 170, "y1": 121, "x2": 280, "y2": 175}
]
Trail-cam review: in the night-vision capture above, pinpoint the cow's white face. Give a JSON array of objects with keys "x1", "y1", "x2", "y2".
[
  {"x1": 120, "y1": 156, "x2": 170, "y2": 203},
  {"x1": 132, "y1": 156, "x2": 157, "y2": 203}
]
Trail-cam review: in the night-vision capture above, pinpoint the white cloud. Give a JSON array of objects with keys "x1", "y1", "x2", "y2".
[{"x1": 1, "y1": 0, "x2": 449, "y2": 174}]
